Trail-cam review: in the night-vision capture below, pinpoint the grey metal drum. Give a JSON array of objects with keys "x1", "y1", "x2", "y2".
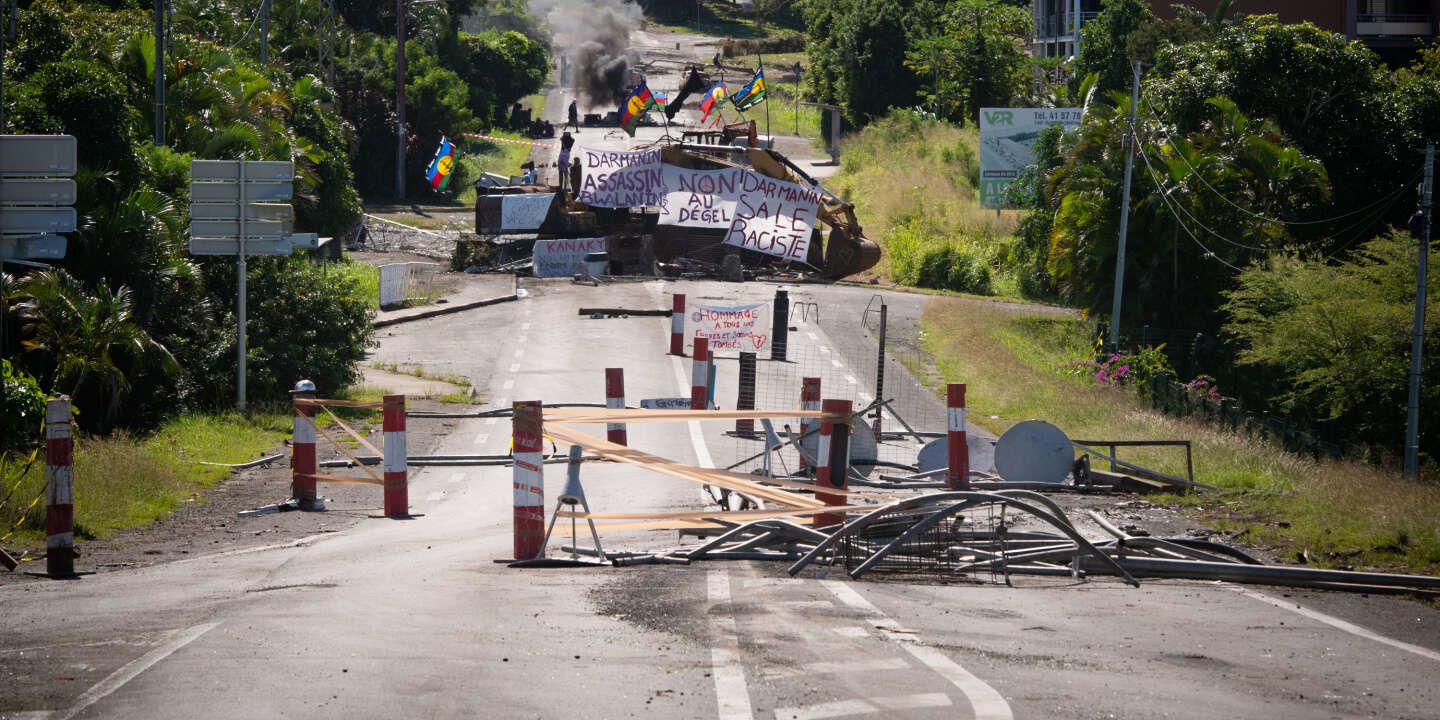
[
  {"x1": 916, "y1": 435, "x2": 997, "y2": 475},
  {"x1": 993, "y1": 420, "x2": 1073, "y2": 484}
]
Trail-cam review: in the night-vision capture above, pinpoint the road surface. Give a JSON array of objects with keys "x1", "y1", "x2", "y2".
[{"x1": 3, "y1": 279, "x2": 1439, "y2": 720}]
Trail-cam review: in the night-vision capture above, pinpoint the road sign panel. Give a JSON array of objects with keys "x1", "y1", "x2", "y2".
[
  {"x1": 0, "y1": 207, "x2": 77, "y2": 234},
  {"x1": 0, "y1": 178, "x2": 77, "y2": 205},
  {"x1": 190, "y1": 160, "x2": 295, "y2": 181},
  {"x1": 0, "y1": 234, "x2": 67, "y2": 260},
  {"x1": 189, "y1": 202, "x2": 294, "y2": 222},
  {"x1": 190, "y1": 219, "x2": 291, "y2": 239},
  {"x1": 287, "y1": 233, "x2": 320, "y2": 249},
  {"x1": 188, "y1": 237, "x2": 294, "y2": 256},
  {"x1": 189, "y1": 182, "x2": 294, "y2": 202},
  {"x1": 0, "y1": 135, "x2": 78, "y2": 177}
]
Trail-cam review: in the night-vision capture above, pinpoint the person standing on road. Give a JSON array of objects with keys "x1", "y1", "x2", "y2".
[
  {"x1": 558, "y1": 131, "x2": 575, "y2": 197},
  {"x1": 566, "y1": 99, "x2": 581, "y2": 132}
]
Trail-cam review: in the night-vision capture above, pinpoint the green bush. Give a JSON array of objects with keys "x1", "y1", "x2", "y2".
[
  {"x1": 914, "y1": 244, "x2": 992, "y2": 295},
  {"x1": 1, "y1": 360, "x2": 47, "y2": 453}
]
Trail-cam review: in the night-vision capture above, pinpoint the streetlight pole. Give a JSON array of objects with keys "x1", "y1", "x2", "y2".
[
  {"x1": 1107, "y1": 60, "x2": 1141, "y2": 352},
  {"x1": 395, "y1": 0, "x2": 407, "y2": 200}
]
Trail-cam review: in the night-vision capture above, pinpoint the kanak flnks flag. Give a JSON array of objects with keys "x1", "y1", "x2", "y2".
[
  {"x1": 425, "y1": 136, "x2": 456, "y2": 191},
  {"x1": 730, "y1": 69, "x2": 766, "y2": 111},
  {"x1": 699, "y1": 82, "x2": 728, "y2": 125},
  {"x1": 619, "y1": 82, "x2": 657, "y2": 137}
]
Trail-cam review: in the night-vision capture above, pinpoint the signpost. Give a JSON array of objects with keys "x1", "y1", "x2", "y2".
[
  {"x1": 2, "y1": 135, "x2": 78, "y2": 354},
  {"x1": 189, "y1": 159, "x2": 301, "y2": 409}
]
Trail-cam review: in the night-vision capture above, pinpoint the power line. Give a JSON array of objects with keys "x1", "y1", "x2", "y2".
[
  {"x1": 1135, "y1": 127, "x2": 1420, "y2": 259},
  {"x1": 1134, "y1": 136, "x2": 1269, "y2": 255},
  {"x1": 1150, "y1": 127, "x2": 1408, "y2": 228},
  {"x1": 1133, "y1": 133, "x2": 1245, "y2": 272}
]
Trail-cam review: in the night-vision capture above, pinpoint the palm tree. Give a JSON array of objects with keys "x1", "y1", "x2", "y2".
[{"x1": 12, "y1": 269, "x2": 178, "y2": 427}]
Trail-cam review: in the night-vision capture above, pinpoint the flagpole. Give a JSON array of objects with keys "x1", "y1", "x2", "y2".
[{"x1": 759, "y1": 53, "x2": 770, "y2": 145}]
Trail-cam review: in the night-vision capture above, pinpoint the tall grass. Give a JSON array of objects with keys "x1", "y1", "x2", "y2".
[
  {"x1": 923, "y1": 298, "x2": 1440, "y2": 572},
  {"x1": 830, "y1": 111, "x2": 1024, "y2": 294},
  {"x1": 331, "y1": 260, "x2": 379, "y2": 309},
  {"x1": 0, "y1": 412, "x2": 290, "y2": 551}
]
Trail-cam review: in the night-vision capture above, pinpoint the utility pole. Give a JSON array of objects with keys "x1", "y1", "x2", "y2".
[
  {"x1": 1108, "y1": 60, "x2": 1141, "y2": 352},
  {"x1": 395, "y1": 0, "x2": 407, "y2": 199},
  {"x1": 259, "y1": 0, "x2": 271, "y2": 64},
  {"x1": 1405, "y1": 143, "x2": 1433, "y2": 478},
  {"x1": 154, "y1": 0, "x2": 165, "y2": 144}
]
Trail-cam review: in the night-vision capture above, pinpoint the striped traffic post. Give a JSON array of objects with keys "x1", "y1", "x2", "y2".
[
  {"x1": 798, "y1": 377, "x2": 821, "y2": 473},
  {"x1": 512, "y1": 400, "x2": 546, "y2": 559},
  {"x1": 947, "y1": 384, "x2": 970, "y2": 490},
  {"x1": 291, "y1": 381, "x2": 319, "y2": 510},
  {"x1": 813, "y1": 398, "x2": 852, "y2": 528},
  {"x1": 605, "y1": 368, "x2": 628, "y2": 446},
  {"x1": 383, "y1": 394, "x2": 409, "y2": 517},
  {"x1": 669, "y1": 293, "x2": 686, "y2": 355},
  {"x1": 735, "y1": 351, "x2": 757, "y2": 435},
  {"x1": 690, "y1": 336, "x2": 710, "y2": 410},
  {"x1": 45, "y1": 397, "x2": 74, "y2": 577}
]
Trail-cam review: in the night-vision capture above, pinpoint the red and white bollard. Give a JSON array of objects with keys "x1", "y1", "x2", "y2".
[
  {"x1": 383, "y1": 394, "x2": 409, "y2": 517},
  {"x1": 45, "y1": 397, "x2": 74, "y2": 577},
  {"x1": 512, "y1": 400, "x2": 546, "y2": 560},
  {"x1": 798, "y1": 377, "x2": 821, "y2": 472},
  {"x1": 605, "y1": 367, "x2": 628, "y2": 446},
  {"x1": 690, "y1": 336, "x2": 710, "y2": 410},
  {"x1": 669, "y1": 293, "x2": 686, "y2": 356},
  {"x1": 291, "y1": 382, "x2": 319, "y2": 510},
  {"x1": 813, "y1": 398, "x2": 852, "y2": 528},
  {"x1": 947, "y1": 383, "x2": 970, "y2": 490}
]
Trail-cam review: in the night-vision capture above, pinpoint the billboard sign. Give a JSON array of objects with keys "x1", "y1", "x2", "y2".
[{"x1": 979, "y1": 107, "x2": 1082, "y2": 208}]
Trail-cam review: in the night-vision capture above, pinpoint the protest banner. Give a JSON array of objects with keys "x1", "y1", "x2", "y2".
[
  {"x1": 532, "y1": 237, "x2": 606, "y2": 278},
  {"x1": 576, "y1": 148, "x2": 664, "y2": 208},
  {"x1": 722, "y1": 172, "x2": 821, "y2": 262},
  {"x1": 691, "y1": 303, "x2": 770, "y2": 352},
  {"x1": 658, "y1": 166, "x2": 742, "y2": 228},
  {"x1": 500, "y1": 193, "x2": 555, "y2": 230}
]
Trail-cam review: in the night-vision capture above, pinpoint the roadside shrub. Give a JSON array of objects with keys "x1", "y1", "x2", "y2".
[
  {"x1": 914, "y1": 244, "x2": 992, "y2": 295},
  {"x1": 199, "y1": 256, "x2": 374, "y2": 404},
  {"x1": 1, "y1": 360, "x2": 47, "y2": 453}
]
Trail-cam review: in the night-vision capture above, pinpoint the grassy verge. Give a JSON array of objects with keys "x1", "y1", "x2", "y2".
[
  {"x1": 922, "y1": 298, "x2": 1440, "y2": 573},
  {"x1": 331, "y1": 259, "x2": 380, "y2": 308},
  {"x1": 0, "y1": 411, "x2": 290, "y2": 551},
  {"x1": 644, "y1": 0, "x2": 802, "y2": 39},
  {"x1": 0, "y1": 384, "x2": 393, "y2": 554},
  {"x1": 829, "y1": 111, "x2": 1025, "y2": 295},
  {"x1": 457, "y1": 129, "x2": 536, "y2": 206}
]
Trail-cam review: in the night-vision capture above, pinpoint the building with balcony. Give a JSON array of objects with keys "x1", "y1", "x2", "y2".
[{"x1": 1032, "y1": 1, "x2": 1438, "y2": 65}]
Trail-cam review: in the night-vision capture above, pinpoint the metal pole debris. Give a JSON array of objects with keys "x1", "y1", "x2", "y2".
[
  {"x1": 291, "y1": 380, "x2": 320, "y2": 510},
  {"x1": 45, "y1": 397, "x2": 74, "y2": 577},
  {"x1": 690, "y1": 337, "x2": 710, "y2": 410},
  {"x1": 814, "y1": 398, "x2": 852, "y2": 528},
  {"x1": 382, "y1": 394, "x2": 408, "y2": 518},
  {"x1": 946, "y1": 384, "x2": 969, "y2": 490},
  {"x1": 605, "y1": 368, "x2": 628, "y2": 446},
  {"x1": 735, "y1": 351, "x2": 757, "y2": 436},
  {"x1": 512, "y1": 401, "x2": 546, "y2": 559},
  {"x1": 669, "y1": 292, "x2": 686, "y2": 355},
  {"x1": 772, "y1": 288, "x2": 789, "y2": 360}
]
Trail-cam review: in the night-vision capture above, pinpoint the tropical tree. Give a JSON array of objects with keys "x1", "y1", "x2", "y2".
[
  {"x1": 905, "y1": 0, "x2": 1031, "y2": 125},
  {"x1": 1223, "y1": 231, "x2": 1439, "y2": 457},
  {"x1": 12, "y1": 270, "x2": 178, "y2": 428}
]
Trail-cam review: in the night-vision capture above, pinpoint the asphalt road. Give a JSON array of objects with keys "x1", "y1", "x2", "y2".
[{"x1": 4, "y1": 279, "x2": 1439, "y2": 720}]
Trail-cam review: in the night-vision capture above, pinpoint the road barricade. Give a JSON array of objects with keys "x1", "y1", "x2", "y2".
[{"x1": 292, "y1": 394, "x2": 411, "y2": 518}]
